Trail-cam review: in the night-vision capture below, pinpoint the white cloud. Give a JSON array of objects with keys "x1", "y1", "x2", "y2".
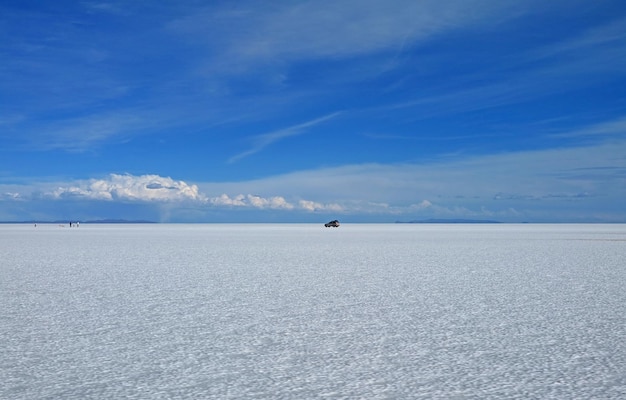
[
  {"x1": 50, "y1": 174, "x2": 206, "y2": 202},
  {"x1": 209, "y1": 194, "x2": 294, "y2": 210},
  {"x1": 2, "y1": 192, "x2": 21, "y2": 200},
  {"x1": 298, "y1": 200, "x2": 343, "y2": 212},
  {"x1": 207, "y1": 194, "x2": 342, "y2": 212},
  {"x1": 36, "y1": 172, "x2": 353, "y2": 215},
  {"x1": 411, "y1": 200, "x2": 433, "y2": 209},
  {"x1": 248, "y1": 195, "x2": 293, "y2": 210},
  {"x1": 209, "y1": 193, "x2": 247, "y2": 207}
]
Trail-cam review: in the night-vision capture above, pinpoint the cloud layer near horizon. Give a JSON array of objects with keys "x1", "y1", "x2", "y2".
[
  {"x1": 32, "y1": 174, "x2": 343, "y2": 214},
  {"x1": 2, "y1": 135, "x2": 625, "y2": 222}
]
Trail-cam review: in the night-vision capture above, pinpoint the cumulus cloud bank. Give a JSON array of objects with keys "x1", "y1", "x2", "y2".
[
  {"x1": 51, "y1": 174, "x2": 206, "y2": 202},
  {"x1": 209, "y1": 194, "x2": 293, "y2": 209},
  {"x1": 208, "y1": 193, "x2": 342, "y2": 212},
  {"x1": 46, "y1": 173, "x2": 342, "y2": 213}
]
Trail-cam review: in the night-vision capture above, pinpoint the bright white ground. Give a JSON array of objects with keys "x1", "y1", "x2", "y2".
[{"x1": 2, "y1": 224, "x2": 625, "y2": 399}]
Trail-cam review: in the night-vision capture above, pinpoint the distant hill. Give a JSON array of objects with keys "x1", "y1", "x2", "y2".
[
  {"x1": 0, "y1": 219, "x2": 156, "y2": 224},
  {"x1": 396, "y1": 218, "x2": 501, "y2": 224},
  {"x1": 83, "y1": 219, "x2": 157, "y2": 224}
]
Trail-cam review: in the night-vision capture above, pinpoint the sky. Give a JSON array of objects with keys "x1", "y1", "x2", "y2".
[{"x1": 1, "y1": 0, "x2": 626, "y2": 223}]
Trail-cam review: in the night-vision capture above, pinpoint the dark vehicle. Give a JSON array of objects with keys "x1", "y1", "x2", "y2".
[{"x1": 324, "y1": 220, "x2": 340, "y2": 227}]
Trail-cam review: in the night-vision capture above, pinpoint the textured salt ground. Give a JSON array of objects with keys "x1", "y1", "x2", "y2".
[{"x1": 1, "y1": 224, "x2": 625, "y2": 399}]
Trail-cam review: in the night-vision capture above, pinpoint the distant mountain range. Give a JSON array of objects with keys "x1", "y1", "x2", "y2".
[
  {"x1": 396, "y1": 218, "x2": 501, "y2": 224},
  {"x1": 3, "y1": 218, "x2": 502, "y2": 224},
  {"x1": 0, "y1": 219, "x2": 156, "y2": 224}
]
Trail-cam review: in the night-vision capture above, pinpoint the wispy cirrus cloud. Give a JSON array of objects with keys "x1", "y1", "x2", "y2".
[
  {"x1": 372, "y1": 12, "x2": 626, "y2": 119},
  {"x1": 228, "y1": 112, "x2": 341, "y2": 162},
  {"x1": 528, "y1": 15, "x2": 626, "y2": 64},
  {"x1": 551, "y1": 115, "x2": 626, "y2": 139},
  {"x1": 28, "y1": 112, "x2": 147, "y2": 152},
  {"x1": 169, "y1": 0, "x2": 524, "y2": 75}
]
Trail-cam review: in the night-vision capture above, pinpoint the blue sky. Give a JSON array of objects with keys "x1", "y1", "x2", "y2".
[{"x1": 1, "y1": 0, "x2": 625, "y2": 222}]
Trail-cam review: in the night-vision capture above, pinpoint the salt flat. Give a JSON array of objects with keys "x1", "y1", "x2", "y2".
[{"x1": 1, "y1": 223, "x2": 625, "y2": 399}]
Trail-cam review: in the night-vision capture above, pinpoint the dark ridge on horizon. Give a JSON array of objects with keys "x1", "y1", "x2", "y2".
[
  {"x1": 0, "y1": 219, "x2": 157, "y2": 224},
  {"x1": 396, "y1": 218, "x2": 502, "y2": 224}
]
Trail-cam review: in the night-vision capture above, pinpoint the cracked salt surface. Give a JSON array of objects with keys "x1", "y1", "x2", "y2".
[{"x1": 1, "y1": 223, "x2": 625, "y2": 399}]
